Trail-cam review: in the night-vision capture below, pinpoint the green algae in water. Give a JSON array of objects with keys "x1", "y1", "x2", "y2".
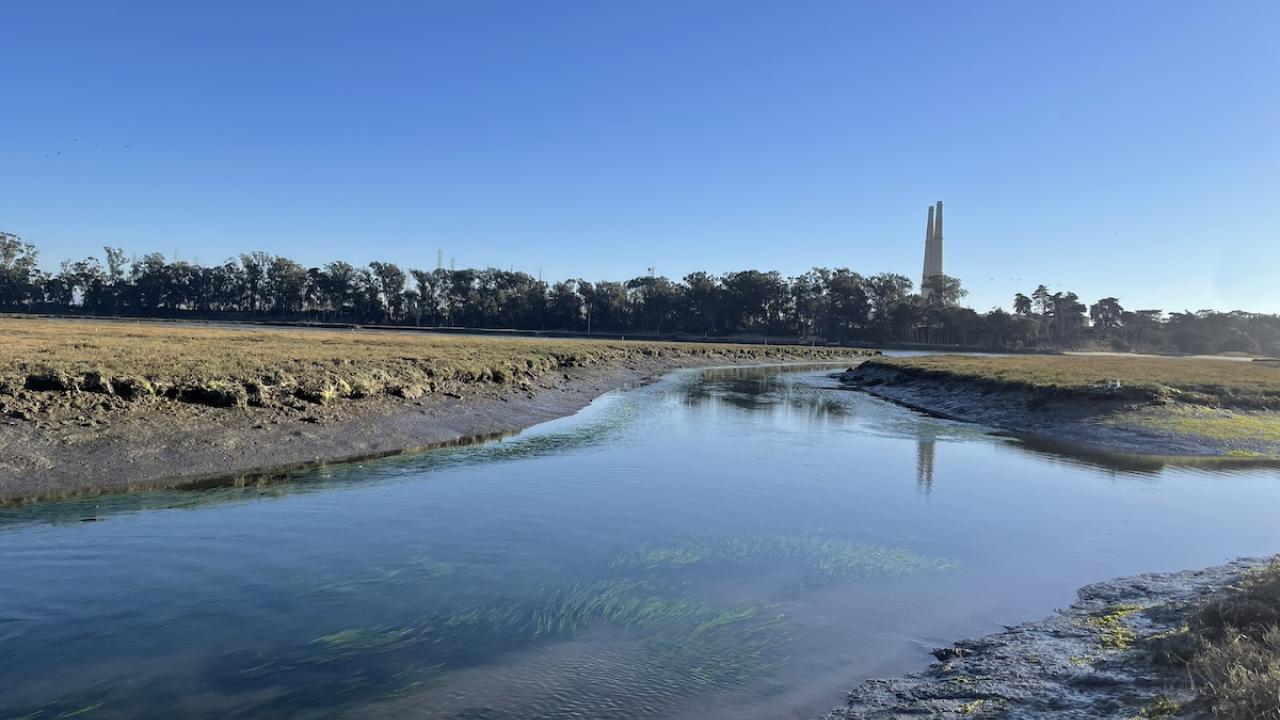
[
  {"x1": 3, "y1": 684, "x2": 114, "y2": 720},
  {"x1": 201, "y1": 580, "x2": 792, "y2": 717},
  {"x1": 309, "y1": 555, "x2": 465, "y2": 598},
  {"x1": 3, "y1": 529, "x2": 956, "y2": 719},
  {"x1": 610, "y1": 533, "x2": 957, "y2": 585},
  {"x1": 310, "y1": 626, "x2": 419, "y2": 658},
  {"x1": 207, "y1": 534, "x2": 954, "y2": 716}
]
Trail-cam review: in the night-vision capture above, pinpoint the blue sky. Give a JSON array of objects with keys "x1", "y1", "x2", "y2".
[{"x1": 2, "y1": 1, "x2": 1277, "y2": 313}]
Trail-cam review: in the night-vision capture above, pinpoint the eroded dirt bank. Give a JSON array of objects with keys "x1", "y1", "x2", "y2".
[
  {"x1": 0, "y1": 353, "x2": 869, "y2": 504},
  {"x1": 823, "y1": 558, "x2": 1268, "y2": 720},
  {"x1": 836, "y1": 363, "x2": 1280, "y2": 458}
]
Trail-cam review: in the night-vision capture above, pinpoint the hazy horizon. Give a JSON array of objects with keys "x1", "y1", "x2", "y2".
[{"x1": 3, "y1": 1, "x2": 1277, "y2": 314}]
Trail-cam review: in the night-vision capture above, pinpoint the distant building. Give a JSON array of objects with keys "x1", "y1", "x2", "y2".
[{"x1": 920, "y1": 201, "x2": 944, "y2": 299}]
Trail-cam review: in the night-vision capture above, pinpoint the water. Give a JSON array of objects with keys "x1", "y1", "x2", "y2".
[{"x1": 3, "y1": 364, "x2": 1278, "y2": 719}]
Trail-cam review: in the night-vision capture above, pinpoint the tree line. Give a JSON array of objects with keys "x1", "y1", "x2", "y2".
[{"x1": 2, "y1": 231, "x2": 1278, "y2": 356}]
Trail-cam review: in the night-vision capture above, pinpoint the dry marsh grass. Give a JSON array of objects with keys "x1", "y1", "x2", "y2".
[
  {"x1": 1183, "y1": 558, "x2": 1280, "y2": 719},
  {"x1": 0, "y1": 317, "x2": 868, "y2": 410},
  {"x1": 863, "y1": 354, "x2": 1280, "y2": 410}
]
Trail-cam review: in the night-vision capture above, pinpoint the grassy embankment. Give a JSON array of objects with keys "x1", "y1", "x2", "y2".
[
  {"x1": 0, "y1": 317, "x2": 870, "y2": 416},
  {"x1": 856, "y1": 355, "x2": 1280, "y2": 456},
  {"x1": 1150, "y1": 558, "x2": 1280, "y2": 719}
]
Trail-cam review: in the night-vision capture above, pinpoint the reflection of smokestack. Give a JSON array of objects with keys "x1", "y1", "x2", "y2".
[{"x1": 916, "y1": 438, "x2": 935, "y2": 493}]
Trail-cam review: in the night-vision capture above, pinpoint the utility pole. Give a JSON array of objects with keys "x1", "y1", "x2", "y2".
[
  {"x1": 437, "y1": 250, "x2": 443, "y2": 270},
  {"x1": 450, "y1": 257, "x2": 455, "y2": 271}
]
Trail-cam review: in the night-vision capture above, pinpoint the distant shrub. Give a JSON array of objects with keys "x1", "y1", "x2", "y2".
[{"x1": 1217, "y1": 327, "x2": 1262, "y2": 356}]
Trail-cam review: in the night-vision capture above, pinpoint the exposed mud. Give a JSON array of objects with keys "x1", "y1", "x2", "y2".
[
  {"x1": 0, "y1": 354, "x2": 871, "y2": 504},
  {"x1": 823, "y1": 558, "x2": 1269, "y2": 720},
  {"x1": 836, "y1": 364, "x2": 1280, "y2": 458}
]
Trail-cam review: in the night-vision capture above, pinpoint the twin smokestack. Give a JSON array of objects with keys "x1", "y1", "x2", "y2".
[{"x1": 921, "y1": 201, "x2": 944, "y2": 299}]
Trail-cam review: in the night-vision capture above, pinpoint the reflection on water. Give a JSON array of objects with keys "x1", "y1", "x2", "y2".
[
  {"x1": 681, "y1": 365, "x2": 854, "y2": 420},
  {"x1": 1, "y1": 364, "x2": 1278, "y2": 720},
  {"x1": 1004, "y1": 432, "x2": 1280, "y2": 476},
  {"x1": 916, "y1": 438, "x2": 936, "y2": 494}
]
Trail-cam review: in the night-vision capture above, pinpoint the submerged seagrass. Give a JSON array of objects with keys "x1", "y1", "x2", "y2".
[
  {"x1": 610, "y1": 534, "x2": 958, "y2": 585},
  {"x1": 6, "y1": 531, "x2": 956, "y2": 719}
]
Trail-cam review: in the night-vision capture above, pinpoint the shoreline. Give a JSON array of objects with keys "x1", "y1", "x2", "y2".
[
  {"x1": 0, "y1": 355, "x2": 864, "y2": 505},
  {"x1": 836, "y1": 362, "x2": 1280, "y2": 459},
  {"x1": 822, "y1": 558, "x2": 1268, "y2": 720}
]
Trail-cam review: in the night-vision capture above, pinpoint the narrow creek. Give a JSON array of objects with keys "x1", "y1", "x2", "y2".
[{"x1": 3, "y1": 364, "x2": 1278, "y2": 719}]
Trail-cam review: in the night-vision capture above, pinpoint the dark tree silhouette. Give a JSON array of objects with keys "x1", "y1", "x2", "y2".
[{"x1": 3, "y1": 230, "x2": 1279, "y2": 356}]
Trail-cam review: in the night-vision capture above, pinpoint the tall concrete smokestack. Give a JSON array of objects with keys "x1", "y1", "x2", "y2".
[
  {"x1": 921, "y1": 202, "x2": 946, "y2": 300},
  {"x1": 922, "y1": 204, "x2": 935, "y2": 294},
  {"x1": 932, "y1": 201, "x2": 944, "y2": 273}
]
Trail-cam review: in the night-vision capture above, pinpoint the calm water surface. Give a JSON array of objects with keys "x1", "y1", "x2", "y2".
[{"x1": 3, "y1": 364, "x2": 1279, "y2": 719}]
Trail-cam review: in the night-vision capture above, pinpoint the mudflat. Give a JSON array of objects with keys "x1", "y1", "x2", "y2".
[
  {"x1": 838, "y1": 355, "x2": 1280, "y2": 458},
  {"x1": 825, "y1": 556, "x2": 1280, "y2": 720},
  {"x1": 0, "y1": 316, "x2": 874, "y2": 503}
]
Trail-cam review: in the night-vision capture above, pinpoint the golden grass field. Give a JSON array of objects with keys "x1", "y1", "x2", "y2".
[
  {"x1": 865, "y1": 354, "x2": 1280, "y2": 409},
  {"x1": 0, "y1": 317, "x2": 868, "y2": 408}
]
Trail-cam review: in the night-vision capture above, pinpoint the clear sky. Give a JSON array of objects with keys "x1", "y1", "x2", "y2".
[{"x1": 2, "y1": 1, "x2": 1277, "y2": 313}]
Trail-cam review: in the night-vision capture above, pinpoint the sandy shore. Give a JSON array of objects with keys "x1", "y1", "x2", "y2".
[{"x1": 0, "y1": 355, "x2": 864, "y2": 504}]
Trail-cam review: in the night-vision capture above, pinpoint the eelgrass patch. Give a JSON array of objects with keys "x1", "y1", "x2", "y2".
[
  {"x1": 5, "y1": 532, "x2": 956, "y2": 719},
  {"x1": 609, "y1": 533, "x2": 957, "y2": 585}
]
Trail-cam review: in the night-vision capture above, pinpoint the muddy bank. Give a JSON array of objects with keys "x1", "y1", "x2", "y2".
[
  {"x1": 836, "y1": 363, "x2": 1280, "y2": 458},
  {"x1": 824, "y1": 558, "x2": 1268, "y2": 720},
  {"x1": 0, "y1": 354, "x2": 869, "y2": 504}
]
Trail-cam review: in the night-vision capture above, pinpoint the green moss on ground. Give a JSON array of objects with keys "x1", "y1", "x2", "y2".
[
  {"x1": 1083, "y1": 603, "x2": 1146, "y2": 650},
  {"x1": 1112, "y1": 405, "x2": 1280, "y2": 456}
]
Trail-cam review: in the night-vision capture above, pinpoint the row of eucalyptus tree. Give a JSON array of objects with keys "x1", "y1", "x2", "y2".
[{"x1": 3, "y1": 231, "x2": 1278, "y2": 354}]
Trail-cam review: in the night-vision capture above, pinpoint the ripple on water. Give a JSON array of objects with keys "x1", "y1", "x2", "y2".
[{"x1": 3, "y1": 365, "x2": 1280, "y2": 720}]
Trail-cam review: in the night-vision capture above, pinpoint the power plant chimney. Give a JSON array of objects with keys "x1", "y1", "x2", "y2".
[
  {"x1": 933, "y1": 200, "x2": 944, "y2": 273},
  {"x1": 921, "y1": 205, "x2": 936, "y2": 298},
  {"x1": 921, "y1": 201, "x2": 945, "y2": 300}
]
